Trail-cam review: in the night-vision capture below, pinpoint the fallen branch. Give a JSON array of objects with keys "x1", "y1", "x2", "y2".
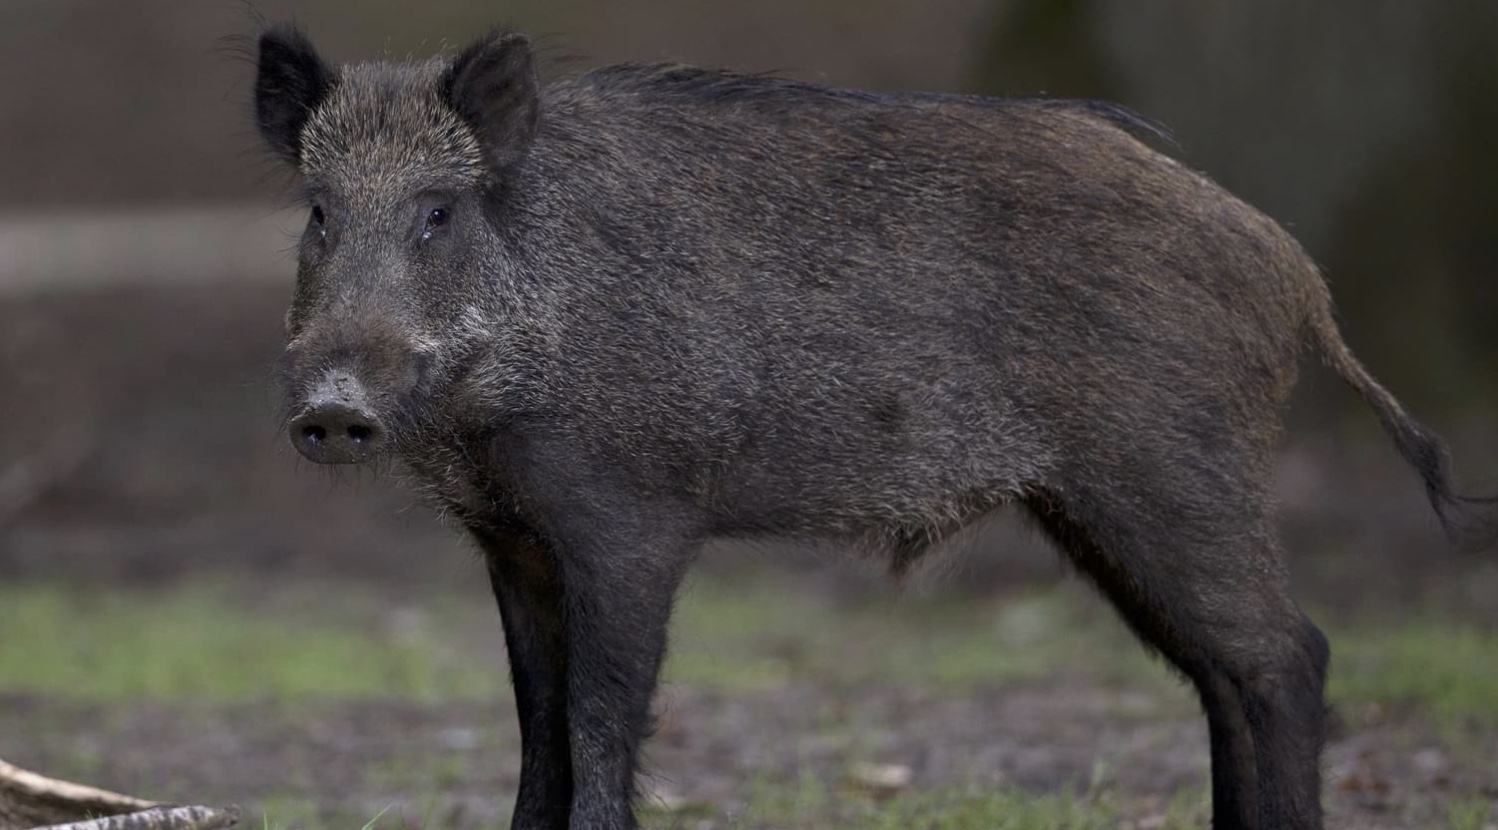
[
  {"x1": 32, "y1": 807, "x2": 239, "y2": 830},
  {"x1": 0, "y1": 759, "x2": 235, "y2": 830}
]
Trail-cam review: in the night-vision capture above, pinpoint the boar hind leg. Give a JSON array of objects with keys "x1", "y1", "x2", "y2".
[
  {"x1": 474, "y1": 526, "x2": 573, "y2": 830},
  {"x1": 1025, "y1": 478, "x2": 1329, "y2": 830}
]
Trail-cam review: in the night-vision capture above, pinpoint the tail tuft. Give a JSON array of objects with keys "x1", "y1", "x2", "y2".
[
  {"x1": 1389, "y1": 416, "x2": 1498, "y2": 553},
  {"x1": 1312, "y1": 310, "x2": 1498, "y2": 553}
]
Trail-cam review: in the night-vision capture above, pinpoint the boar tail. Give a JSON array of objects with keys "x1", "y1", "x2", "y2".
[{"x1": 1310, "y1": 305, "x2": 1498, "y2": 552}]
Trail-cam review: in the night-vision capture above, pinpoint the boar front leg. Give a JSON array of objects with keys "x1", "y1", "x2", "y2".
[
  {"x1": 498, "y1": 433, "x2": 703, "y2": 829},
  {"x1": 554, "y1": 525, "x2": 695, "y2": 830},
  {"x1": 475, "y1": 526, "x2": 574, "y2": 830}
]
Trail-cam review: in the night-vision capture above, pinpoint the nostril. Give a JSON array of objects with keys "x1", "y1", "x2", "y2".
[{"x1": 288, "y1": 385, "x2": 383, "y2": 464}]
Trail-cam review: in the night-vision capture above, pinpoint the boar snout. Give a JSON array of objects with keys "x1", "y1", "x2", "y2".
[{"x1": 287, "y1": 371, "x2": 385, "y2": 464}]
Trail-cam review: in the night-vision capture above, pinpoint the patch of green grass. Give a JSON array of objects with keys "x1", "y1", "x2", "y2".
[
  {"x1": 255, "y1": 797, "x2": 462, "y2": 830},
  {"x1": 667, "y1": 576, "x2": 1172, "y2": 695},
  {"x1": 666, "y1": 774, "x2": 1210, "y2": 830},
  {"x1": 254, "y1": 796, "x2": 324, "y2": 830},
  {"x1": 3, "y1": 574, "x2": 1494, "y2": 729},
  {"x1": 365, "y1": 752, "x2": 483, "y2": 798},
  {"x1": 254, "y1": 796, "x2": 496, "y2": 830},
  {"x1": 265, "y1": 785, "x2": 1206, "y2": 830},
  {"x1": 670, "y1": 575, "x2": 1498, "y2": 725},
  {"x1": 1446, "y1": 797, "x2": 1495, "y2": 830},
  {"x1": 1327, "y1": 618, "x2": 1498, "y2": 726},
  {"x1": 0, "y1": 582, "x2": 502, "y2": 703}
]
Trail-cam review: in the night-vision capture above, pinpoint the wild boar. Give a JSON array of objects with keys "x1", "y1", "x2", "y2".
[{"x1": 255, "y1": 24, "x2": 1494, "y2": 830}]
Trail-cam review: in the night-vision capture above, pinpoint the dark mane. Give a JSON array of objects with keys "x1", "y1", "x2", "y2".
[
  {"x1": 1024, "y1": 98, "x2": 1179, "y2": 149},
  {"x1": 575, "y1": 64, "x2": 1177, "y2": 149},
  {"x1": 580, "y1": 63, "x2": 888, "y2": 106}
]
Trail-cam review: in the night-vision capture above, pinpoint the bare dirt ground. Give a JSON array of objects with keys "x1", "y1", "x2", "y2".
[
  {"x1": 2, "y1": 280, "x2": 1496, "y2": 828},
  {"x1": 2, "y1": 675, "x2": 1492, "y2": 829}
]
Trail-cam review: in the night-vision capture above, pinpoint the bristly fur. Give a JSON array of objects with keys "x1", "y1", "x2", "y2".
[{"x1": 299, "y1": 59, "x2": 488, "y2": 187}]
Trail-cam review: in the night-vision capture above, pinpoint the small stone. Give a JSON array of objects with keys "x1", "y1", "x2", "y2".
[
  {"x1": 437, "y1": 727, "x2": 481, "y2": 751},
  {"x1": 1411, "y1": 748, "x2": 1448, "y2": 785},
  {"x1": 848, "y1": 762, "x2": 914, "y2": 791}
]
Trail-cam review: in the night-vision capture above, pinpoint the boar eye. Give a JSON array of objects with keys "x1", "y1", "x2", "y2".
[
  {"x1": 420, "y1": 206, "x2": 451, "y2": 242},
  {"x1": 309, "y1": 205, "x2": 326, "y2": 236}
]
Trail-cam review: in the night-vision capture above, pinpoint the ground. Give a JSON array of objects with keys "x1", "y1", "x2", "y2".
[{"x1": 1, "y1": 566, "x2": 1495, "y2": 829}]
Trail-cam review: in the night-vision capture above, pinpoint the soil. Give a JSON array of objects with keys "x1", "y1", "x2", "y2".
[{"x1": 2, "y1": 678, "x2": 1493, "y2": 829}]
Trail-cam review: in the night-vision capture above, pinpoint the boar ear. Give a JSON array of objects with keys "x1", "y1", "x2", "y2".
[
  {"x1": 442, "y1": 28, "x2": 540, "y2": 172},
  {"x1": 255, "y1": 24, "x2": 335, "y2": 165}
]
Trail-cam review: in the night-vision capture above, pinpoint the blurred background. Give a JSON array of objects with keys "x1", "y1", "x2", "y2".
[
  {"x1": 1, "y1": 2, "x2": 1495, "y2": 828},
  {"x1": 2, "y1": 0, "x2": 1494, "y2": 602}
]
